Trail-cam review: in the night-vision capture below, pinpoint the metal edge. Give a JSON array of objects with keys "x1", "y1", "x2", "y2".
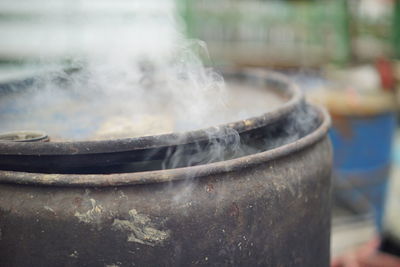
[{"x1": 0, "y1": 104, "x2": 331, "y2": 187}]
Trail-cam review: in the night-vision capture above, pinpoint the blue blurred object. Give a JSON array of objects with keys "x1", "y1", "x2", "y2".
[{"x1": 330, "y1": 112, "x2": 396, "y2": 229}]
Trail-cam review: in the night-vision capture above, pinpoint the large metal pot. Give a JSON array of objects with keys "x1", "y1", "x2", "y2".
[{"x1": 0, "y1": 108, "x2": 331, "y2": 267}]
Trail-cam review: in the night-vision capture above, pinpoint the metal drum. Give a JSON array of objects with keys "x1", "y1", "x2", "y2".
[{"x1": 0, "y1": 71, "x2": 332, "y2": 266}]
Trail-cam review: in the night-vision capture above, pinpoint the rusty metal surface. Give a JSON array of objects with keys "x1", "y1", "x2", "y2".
[
  {"x1": 0, "y1": 106, "x2": 332, "y2": 266},
  {"x1": 0, "y1": 138, "x2": 332, "y2": 267}
]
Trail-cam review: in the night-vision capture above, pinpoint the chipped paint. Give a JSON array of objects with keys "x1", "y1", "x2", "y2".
[
  {"x1": 74, "y1": 198, "x2": 103, "y2": 224},
  {"x1": 112, "y1": 209, "x2": 169, "y2": 246},
  {"x1": 243, "y1": 120, "x2": 253, "y2": 127},
  {"x1": 119, "y1": 190, "x2": 128, "y2": 200},
  {"x1": 44, "y1": 206, "x2": 55, "y2": 214},
  {"x1": 69, "y1": 250, "x2": 79, "y2": 258}
]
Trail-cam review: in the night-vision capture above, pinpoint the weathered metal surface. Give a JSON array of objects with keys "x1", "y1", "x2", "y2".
[{"x1": 0, "y1": 107, "x2": 332, "y2": 266}]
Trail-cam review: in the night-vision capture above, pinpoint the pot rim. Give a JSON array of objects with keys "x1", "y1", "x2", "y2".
[
  {"x1": 0, "y1": 130, "x2": 49, "y2": 142},
  {"x1": 0, "y1": 69, "x2": 303, "y2": 155},
  {"x1": 0, "y1": 105, "x2": 331, "y2": 187}
]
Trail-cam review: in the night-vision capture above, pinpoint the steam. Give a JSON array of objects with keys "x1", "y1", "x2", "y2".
[
  {"x1": 0, "y1": 39, "x2": 284, "y2": 141},
  {"x1": 0, "y1": 1, "x2": 320, "y2": 175},
  {"x1": 0, "y1": 2, "x2": 235, "y2": 140}
]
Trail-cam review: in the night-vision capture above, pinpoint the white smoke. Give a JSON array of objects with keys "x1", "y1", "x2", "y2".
[{"x1": 0, "y1": 0, "x2": 320, "y2": 175}]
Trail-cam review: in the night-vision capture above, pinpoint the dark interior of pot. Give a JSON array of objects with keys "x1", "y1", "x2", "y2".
[{"x1": 0, "y1": 70, "x2": 320, "y2": 174}]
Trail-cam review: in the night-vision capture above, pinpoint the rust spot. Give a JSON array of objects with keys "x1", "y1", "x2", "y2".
[
  {"x1": 205, "y1": 183, "x2": 214, "y2": 193},
  {"x1": 243, "y1": 120, "x2": 253, "y2": 127},
  {"x1": 331, "y1": 113, "x2": 353, "y2": 139},
  {"x1": 73, "y1": 197, "x2": 83, "y2": 207},
  {"x1": 229, "y1": 202, "x2": 240, "y2": 217}
]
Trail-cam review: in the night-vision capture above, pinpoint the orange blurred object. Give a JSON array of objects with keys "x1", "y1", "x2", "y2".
[{"x1": 375, "y1": 58, "x2": 395, "y2": 92}]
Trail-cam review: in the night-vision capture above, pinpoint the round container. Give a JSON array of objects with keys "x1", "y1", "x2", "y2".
[
  {"x1": 310, "y1": 88, "x2": 396, "y2": 229},
  {"x1": 330, "y1": 112, "x2": 396, "y2": 230},
  {"x1": 0, "y1": 70, "x2": 332, "y2": 266},
  {"x1": 0, "y1": 105, "x2": 332, "y2": 266}
]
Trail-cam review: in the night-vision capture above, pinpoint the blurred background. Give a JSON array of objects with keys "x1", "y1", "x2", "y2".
[{"x1": 1, "y1": 0, "x2": 400, "y2": 265}]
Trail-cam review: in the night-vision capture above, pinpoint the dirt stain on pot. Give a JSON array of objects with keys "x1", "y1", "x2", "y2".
[
  {"x1": 74, "y1": 198, "x2": 104, "y2": 225},
  {"x1": 111, "y1": 209, "x2": 170, "y2": 246}
]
